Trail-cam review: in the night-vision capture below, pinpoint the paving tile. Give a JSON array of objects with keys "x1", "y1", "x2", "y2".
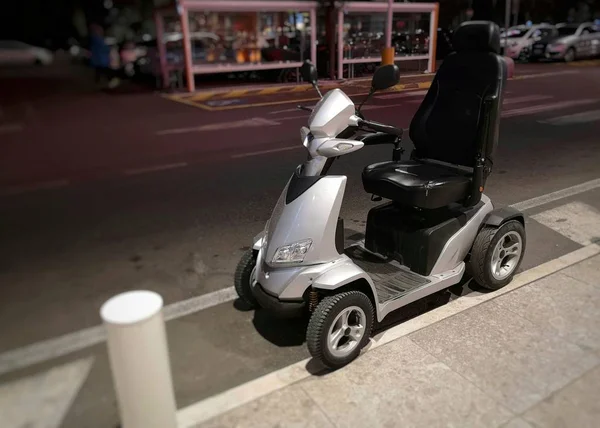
[
  {"x1": 493, "y1": 273, "x2": 600, "y2": 352},
  {"x1": 499, "y1": 417, "x2": 534, "y2": 428},
  {"x1": 522, "y1": 365, "x2": 600, "y2": 428},
  {"x1": 198, "y1": 384, "x2": 333, "y2": 428},
  {"x1": 409, "y1": 301, "x2": 599, "y2": 414},
  {"x1": 300, "y1": 337, "x2": 513, "y2": 428},
  {"x1": 561, "y1": 254, "x2": 600, "y2": 288}
]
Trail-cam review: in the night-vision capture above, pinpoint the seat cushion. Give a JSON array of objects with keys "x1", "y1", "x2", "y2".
[{"x1": 362, "y1": 161, "x2": 471, "y2": 209}]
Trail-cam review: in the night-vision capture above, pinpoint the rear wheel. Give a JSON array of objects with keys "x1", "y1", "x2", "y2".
[
  {"x1": 306, "y1": 291, "x2": 374, "y2": 369},
  {"x1": 234, "y1": 250, "x2": 259, "y2": 307},
  {"x1": 468, "y1": 220, "x2": 526, "y2": 290}
]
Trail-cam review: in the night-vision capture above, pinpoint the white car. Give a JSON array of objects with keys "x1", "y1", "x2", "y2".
[
  {"x1": 500, "y1": 24, "x2": 556, "y2": 61},
  {"x1": 0, "y1": 40, "x2": 54, "y2": 66}
]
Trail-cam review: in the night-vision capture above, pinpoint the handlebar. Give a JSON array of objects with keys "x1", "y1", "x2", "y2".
[{"x1": 357, "y1": 118, "x2": 404, "y2": 138}]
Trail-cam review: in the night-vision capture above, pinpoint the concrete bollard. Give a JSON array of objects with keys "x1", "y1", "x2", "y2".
[{"x1": 101, "y1": 290, "x2": 177, "y2": 428}]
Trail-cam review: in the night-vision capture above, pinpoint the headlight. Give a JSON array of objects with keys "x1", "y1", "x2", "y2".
[{"x1": 272, "y1": 239, "x2": 313, "y2": 264}]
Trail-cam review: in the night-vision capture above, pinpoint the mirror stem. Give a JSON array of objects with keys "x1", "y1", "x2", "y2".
[
  {"x1": 357, "y1": 89, "x2": 374, "y2": 112},
  {"x1": 314, "y1": 84, "x2": 323, "y2": 99}
]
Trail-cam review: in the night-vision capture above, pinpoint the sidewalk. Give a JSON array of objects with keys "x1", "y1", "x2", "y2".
[{"x1": 188, "y1": 246, "x2": 600, "y2": 428}]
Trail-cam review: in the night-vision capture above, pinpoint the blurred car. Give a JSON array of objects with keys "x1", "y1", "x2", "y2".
[
  {"x1": 0, "y1": 40, "x2": 53, "y2": 66},
  {"x1": 530, "y1": 22, "x2": 600, "y2": 62},
  {"x1": 500, "y1": 24, "x2": 555, "y2": 61}
]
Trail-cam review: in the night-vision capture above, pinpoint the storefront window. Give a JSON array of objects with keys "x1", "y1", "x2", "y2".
[
  {"x1": 184, "y1": 11, "x2": 311, "y2": 66},
  {"x1": 342, "y1": 13, "x2": 387, "y2": 60},
  {"x1": 392, "y1": 13, "x2": 431, "y2": 56}
]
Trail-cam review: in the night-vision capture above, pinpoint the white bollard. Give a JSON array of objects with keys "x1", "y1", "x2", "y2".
[{"x1": 100, "y1": 290, "x2": 178, "y2": 428}]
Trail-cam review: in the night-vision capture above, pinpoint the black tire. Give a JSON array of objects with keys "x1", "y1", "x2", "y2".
[
  {"x1": 564, "y1": 48, "x2": 576, "y2": 63},
  {"x1": 234, "y1": 250, "x2": 258, "y2": 307},
  {"x1": 468, "y1": 220, "x2": 526, "y2": 291},
  {"x1": 306, "y1": 291, "x2": 374, "y2": 369}
]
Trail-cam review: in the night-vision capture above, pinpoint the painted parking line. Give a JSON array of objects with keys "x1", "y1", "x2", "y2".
[
  {"x1": 532, "y1": 201, "x2": 600, "y2": 246},
  {"x1": 2, "y1": 178, "x2": 600, "y2": 377},
  {"x1": 0, "y1": 286, "x2": 238, "y2": 376}
]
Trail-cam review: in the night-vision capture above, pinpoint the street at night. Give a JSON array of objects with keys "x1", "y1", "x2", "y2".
[
  {"x1": 2, "y1": 57, "x2": 600, "y2": 427},
  {"x1": 2, "y1": 0, "x2": 600, "y2": 424}
]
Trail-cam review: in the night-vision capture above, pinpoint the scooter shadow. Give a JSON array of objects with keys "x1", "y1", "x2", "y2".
[{"x1": 234, "y1": 274, "x2": 479, "y2": 356}]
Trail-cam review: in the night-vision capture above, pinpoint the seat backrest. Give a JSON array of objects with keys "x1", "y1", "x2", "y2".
[{"x1": 409, "y1": 21, "x2": 507, "y2": 170}]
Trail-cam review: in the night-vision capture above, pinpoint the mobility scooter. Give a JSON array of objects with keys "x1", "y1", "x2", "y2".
[{"x1": 235, "y1": 21, "x2": 526, "y2": 369}]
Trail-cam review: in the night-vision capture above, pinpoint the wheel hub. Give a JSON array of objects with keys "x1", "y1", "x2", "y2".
[
  {"x1": 490, "y1": 230, "x2": 523, "y2": 281},
  {"x1": 327, "y1": 306, "x2": 366, "y2": 358}
]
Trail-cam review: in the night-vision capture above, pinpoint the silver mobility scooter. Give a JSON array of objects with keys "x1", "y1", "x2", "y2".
[{"x1": 235, "y1": 22, "x2": 526, "y2": 369}]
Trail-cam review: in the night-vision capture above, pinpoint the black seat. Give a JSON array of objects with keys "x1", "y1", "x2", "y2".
[
  {"x1": 363, "y1": 161, "x2": 471, "y2": 210},
  {"x1": 363, "y1": 21, "x2": 507, "y2": 209}
]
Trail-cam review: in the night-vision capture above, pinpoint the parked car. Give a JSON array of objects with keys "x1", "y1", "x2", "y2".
[
  {"x1": 0, "y1": 40, "x2": 53, "y2": 66},
  {"x1": 500, "y1": 24, "x2": 555, "y2": 61},
  {"x1": 530, "y1": 22, "x2": 600, "y2": 62}
]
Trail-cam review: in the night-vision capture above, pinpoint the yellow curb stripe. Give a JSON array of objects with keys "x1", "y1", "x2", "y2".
[
  {"x1": 257, "y1": 86, "x2": 286, "y2": 95},
  {"x1": 220, "y1": 89, "x2": 252, "y2": 99},
  {"x1": 290, "y1": 85, "x2": 312, "y2": 93},
  {"x1": 187, "y1": 92, "x2": 217, "y2": 102}
]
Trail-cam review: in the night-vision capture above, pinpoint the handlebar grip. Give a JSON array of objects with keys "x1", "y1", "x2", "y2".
[{"x1": 358, "y1": 119, "x2": 403, "y2": 137}]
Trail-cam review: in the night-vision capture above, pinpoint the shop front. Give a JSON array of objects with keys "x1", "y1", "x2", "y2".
[
  {"x1": 154, "y1": 0, "x2": 318, "y2": 91},
  {"x1": 154, "y1": 1, "x2": 439, "y2": 92},
  {"x1": 338, "y1": 1, "x2": 439, "y2": 79}
]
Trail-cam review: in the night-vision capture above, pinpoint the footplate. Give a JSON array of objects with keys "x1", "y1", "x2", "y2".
[{"x1": 346, "y1": 245, "x2": 431, "y2": 304}]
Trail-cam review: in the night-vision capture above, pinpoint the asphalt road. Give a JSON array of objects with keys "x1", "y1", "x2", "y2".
[{"x1": 1, "y1": 61, "x2": 600, "y2": 427}]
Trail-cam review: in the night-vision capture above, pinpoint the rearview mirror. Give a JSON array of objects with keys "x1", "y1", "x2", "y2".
[
  {"x1": 300, "y1": 60, "x2": 318, "y2": 85},
  {"x1": 371, "y1": 64, "x2": 400, "y2": 91}
]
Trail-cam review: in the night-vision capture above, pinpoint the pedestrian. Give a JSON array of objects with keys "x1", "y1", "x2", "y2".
[{"x1": 90, "y1": 24, "x2": 111, "y2": 88}]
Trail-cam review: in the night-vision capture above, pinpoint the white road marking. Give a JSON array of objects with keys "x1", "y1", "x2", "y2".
[
  {"x1": 231, "y1": 146, "x2": 300, "y2": 159},
  {"x1": 532, "y1": 201, "x2": 600, "y2": 246},
  {"x1": 1, "y1": 178, "x2": 599, "y2": 377},
  {"x1": 503, "y1": 94, "x2": 553, "y2": 105},
  {"x1": 375, "y1": 89, "x2": 428, "y2": 100},
  {"x1": 0, "y1": 179, "x2": 70, "y2": 196},
  {"x1": 510, "y1": 178, "x2": 600, "y2": 211},
  {"x1": 270, "y1": 106, "x2": 315, "y2": 115},
  {"x1": 156, "y1": 117, "x2": 280, "y2": 135},
  {"x1": 177, "y1": 243, "x2": 600, "y2": 428},
  {"x1": 0, "y1": 287, "x2": 237, "y2": 376},
  {"x1": 0, "y1": 357, "x2": 94, "y2": 428},
  {"x1": 502, "y1": 99, "x2": 598, "y2": 118},
  {"x1": 125, "y1": 162, "x2": 188, "y2": 176},
  {"x1": 513, "y1": 70, "x2": 580, "y2": 80},
  {"x1": 0, "y1": 123, "x2": 24, "y2": 134},
  {"x1": 539, "y1": 109, "x2": 600, "y2": 126}
]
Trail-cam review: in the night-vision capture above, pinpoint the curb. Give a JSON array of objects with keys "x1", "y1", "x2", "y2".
[
  {"x1": 168, "y1": 76, "x2": 436, "y2": 104},
  {"x1": 176, "y1": 242, "x2": 600, "y2": 428}
]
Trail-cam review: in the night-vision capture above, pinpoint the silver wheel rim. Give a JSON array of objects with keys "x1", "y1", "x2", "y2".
[
  {"x1": 490, "y1": 231, "x2": 523, "y2": 280},
  {"x1": 327, "y1": 306, "x2": 366, "y2": 358}
]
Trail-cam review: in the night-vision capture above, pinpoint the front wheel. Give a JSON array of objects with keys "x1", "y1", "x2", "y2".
[
  {"x1": 564, "y1": 48, "x2": 576, "y2": 63},
  {"x1": 468, "y1": 220, "x2": 526, "y2": 290},
  {"x1": 306, "y1": 291, "x2": 374, "y2": 369},
  {"x1": 234, "y1": 250, "x2": 259, "y2": 307}
]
